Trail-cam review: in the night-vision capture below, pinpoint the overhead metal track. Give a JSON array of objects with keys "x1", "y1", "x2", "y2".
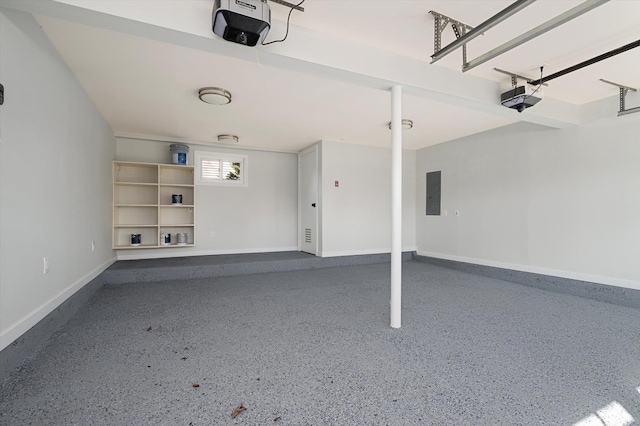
[
  {"x1": 430, "y1": 0, "x2": 537, "y2": 64},
  {"x1": 600, "y1": 79, "x2": 639, "y2": 117},
  {"x1": 269, "y1": 0, "x2": 304, "y2": 12},
  {"x1": 463, "y1": 0, "x2": 610, "y2": 72},
  {"x1": 619, "y1": 106, "x2": 640, "y2": 117},
  {"x1": 528, "y1": 40, "x2": 640, "y2": 85}
]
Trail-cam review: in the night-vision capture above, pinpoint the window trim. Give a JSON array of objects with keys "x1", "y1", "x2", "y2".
[{"x1": 195, "y1": 150, "x2": 249, "y2": 187}]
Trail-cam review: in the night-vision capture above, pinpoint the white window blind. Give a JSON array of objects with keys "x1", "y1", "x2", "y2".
[
  {"x1": 195, "y1": 151, "x2": 248, "y2": 186},
  {"x1": 201, "y1": 159, "x2": 221, "y2": 180}
]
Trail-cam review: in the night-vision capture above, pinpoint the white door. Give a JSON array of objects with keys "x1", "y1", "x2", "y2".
[{"x1": 299, "y1": 145, "x2": 318, "y2": 255}]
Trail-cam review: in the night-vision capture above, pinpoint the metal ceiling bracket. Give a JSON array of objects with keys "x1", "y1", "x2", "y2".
[
  {"x1": 268, "y1": 0, "x2": 304, "y2": 12},
  {"x1": 600, "y1": 79, "x2": 639, "y2": 116},
  {"x1": 429, "y1": 11, "x2": 473, "y2": 64},
  {"x1": 452, "y1": 24, "x2": 470, "y2": 64},
  {"x1": 463, "y1": 0, "x2": 610, "y2": 72},
  {"x1": 430, "y1": 0, "x2": 537, "y2": 65},
  {"x1": 494, "y1": 68, "x2": 549, "y2": 86}
]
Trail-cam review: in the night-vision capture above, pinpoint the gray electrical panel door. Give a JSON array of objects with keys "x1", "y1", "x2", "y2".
[{"x1": 426, "y1": 171, "x2": 441, "y2": 215}]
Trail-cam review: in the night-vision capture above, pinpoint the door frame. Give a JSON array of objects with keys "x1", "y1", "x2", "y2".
[{"x1": 298, "y1": 144, "x2": 320, "y2": 255}]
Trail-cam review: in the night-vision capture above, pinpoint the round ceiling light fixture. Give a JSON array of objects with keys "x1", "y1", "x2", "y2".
[
  {"x1": 198, "y1": 87, "x2": 232, "y2": 105},
  {"x1": 388, "y1": 119, "x2": 414, "y2": 130},
  {"x1": 218, "y1": 134, "x2": 239, "y2": 143}
]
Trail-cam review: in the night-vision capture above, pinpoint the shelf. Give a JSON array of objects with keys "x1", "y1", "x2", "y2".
[
  {"x1": 160, "y1": 163, "x2": 192, "y2": 169},
  {"x1": 160, "y1": 226, "x2": 195, "y2": 245},
  {"x1": 114, "y1": 162, "x2": 158, "y2": 184},
  {"x1": 114, "y1": 182, "x2": 159, "y2": 186},
  {"x1": 159, "y1": 165, "x2": 194, "y2": 185},
  {"x1": 114, "y1": 205, "x2": 158, "y2": 226},
  {"x1": 113, "y1": 226, "x2": 159, "y2": 247},
  {"x1": 114, "y1": 183, "x2": 158, "y2": 205},
  {"x1": 114, "y1": 244, "x2": 160, "y2": 250},
  {"x1": 159, "y1": 185, "x2": 194, "y2": 205},
  {"x1": 159, "y1": 207, "x2": 194, "y2": 226},
  {"x1": 113, "y1": 161, "x2": 196, "y2": 249}
]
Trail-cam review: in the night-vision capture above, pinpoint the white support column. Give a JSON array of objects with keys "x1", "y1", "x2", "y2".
[{"x1": 390, "y1": 85, "x2": 402, "y2": 329}]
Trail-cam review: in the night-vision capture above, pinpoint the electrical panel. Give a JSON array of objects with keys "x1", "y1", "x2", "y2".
[{"x1": 426, "y1": 171, "x2": 441, "y2": 215}]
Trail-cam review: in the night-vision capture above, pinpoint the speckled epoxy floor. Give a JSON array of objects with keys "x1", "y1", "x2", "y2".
[{"x1": 1, "y1": 262, "x2": 639, "y2": 425}]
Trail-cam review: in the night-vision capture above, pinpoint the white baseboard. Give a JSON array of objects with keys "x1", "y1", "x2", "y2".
[
  {"x1": 416, "y1": 251, "x2": 640, "y2": 291},
  {"x1": 320, "y1": 247, "x2": 417, "y2": 258},
  {"x1": 116, "y1": 246, "x2": 300, "y2": 261},
  {"x1": 0, "y1": 257, "x2": 116, "y2": 352}
]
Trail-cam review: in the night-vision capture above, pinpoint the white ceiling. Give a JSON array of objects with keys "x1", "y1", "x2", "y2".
[
  {"x1": 284, "y1": 0, "x2": 640, "y2": 104},
  {"x1": 5, "y1": 0, "x2": 639, "y2": 152}
]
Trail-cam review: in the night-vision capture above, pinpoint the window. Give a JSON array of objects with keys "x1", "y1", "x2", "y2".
[{"x1": 195, "y1": 151, "x2": 248, "y2": 186}]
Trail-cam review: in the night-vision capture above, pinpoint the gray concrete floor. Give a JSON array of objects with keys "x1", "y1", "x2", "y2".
[{"x1": 1, "y1": 262, "x2": 639, "y2": 425}]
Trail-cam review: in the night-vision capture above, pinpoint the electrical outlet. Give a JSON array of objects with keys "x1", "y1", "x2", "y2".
[
  {"x1": 43, "y1": 257, "x2": 49, "y2": 274},
  {"x1": 210, "y1": 231, "x2": 215, "y2": 238},
  {"x1": 91, "y1": 241, "x2": 95, "y2": 252},
  {"x1": 455, "y1": 209, "x2": 460, "y2": 217},
  {"x1": 443, "y1": 210, "x2": 448, "y2": 216}
]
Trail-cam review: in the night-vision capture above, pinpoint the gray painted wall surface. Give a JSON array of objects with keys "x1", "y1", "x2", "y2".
[
  {"x1": 416, "y1": 118, "x2": 640, "y2": 289},
  {"x1": 0, "y1": 8, "x2": 115, "y2": 351},
  {"x1": 320, "y1": 140, "x2": 416, "y2": 256}
]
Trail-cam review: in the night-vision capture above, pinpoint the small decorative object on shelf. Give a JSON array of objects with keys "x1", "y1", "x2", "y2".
[
  {"x1": 177, "y1": 233, "x2": 188, "y2": 245},
  {"x1": 130, "y1": 234, "x2": 141, "y2": 246},
  {"x1": 113, "y1": 161, "x2": 195, "y2": 249},
  {"x1": 170, "y1": 144, "x2": 189, "y2": 165}
]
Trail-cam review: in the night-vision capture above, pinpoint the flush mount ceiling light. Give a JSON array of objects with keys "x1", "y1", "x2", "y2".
[
  {"x1": 198, "y1": 87, "x2": 232, "y2": 105},
  {"x1": 388, "y1": 119, "x2": 414, "y2": 130},
  {"x1": 218, "y1": 134, "x2": 239, "y2": 143}
]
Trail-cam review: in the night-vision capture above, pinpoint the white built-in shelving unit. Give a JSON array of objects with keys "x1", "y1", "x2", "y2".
[{"x1": 113, "y1": 161, "x2": 195, "y2": 249}]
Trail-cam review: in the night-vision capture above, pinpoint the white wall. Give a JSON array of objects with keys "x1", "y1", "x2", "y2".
[
  {"x1": 416, "y1": 117, "x2": 640, "y2": 289},
  {"x1": 115, "y1": 138, "x2": 298, "y2": 259},
  {"x1": 319, "y1": 140, "x2": 416, "y2": 257},
  {"x1": 0, "y1": 8, "x2": 115, "y2": 350}
]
